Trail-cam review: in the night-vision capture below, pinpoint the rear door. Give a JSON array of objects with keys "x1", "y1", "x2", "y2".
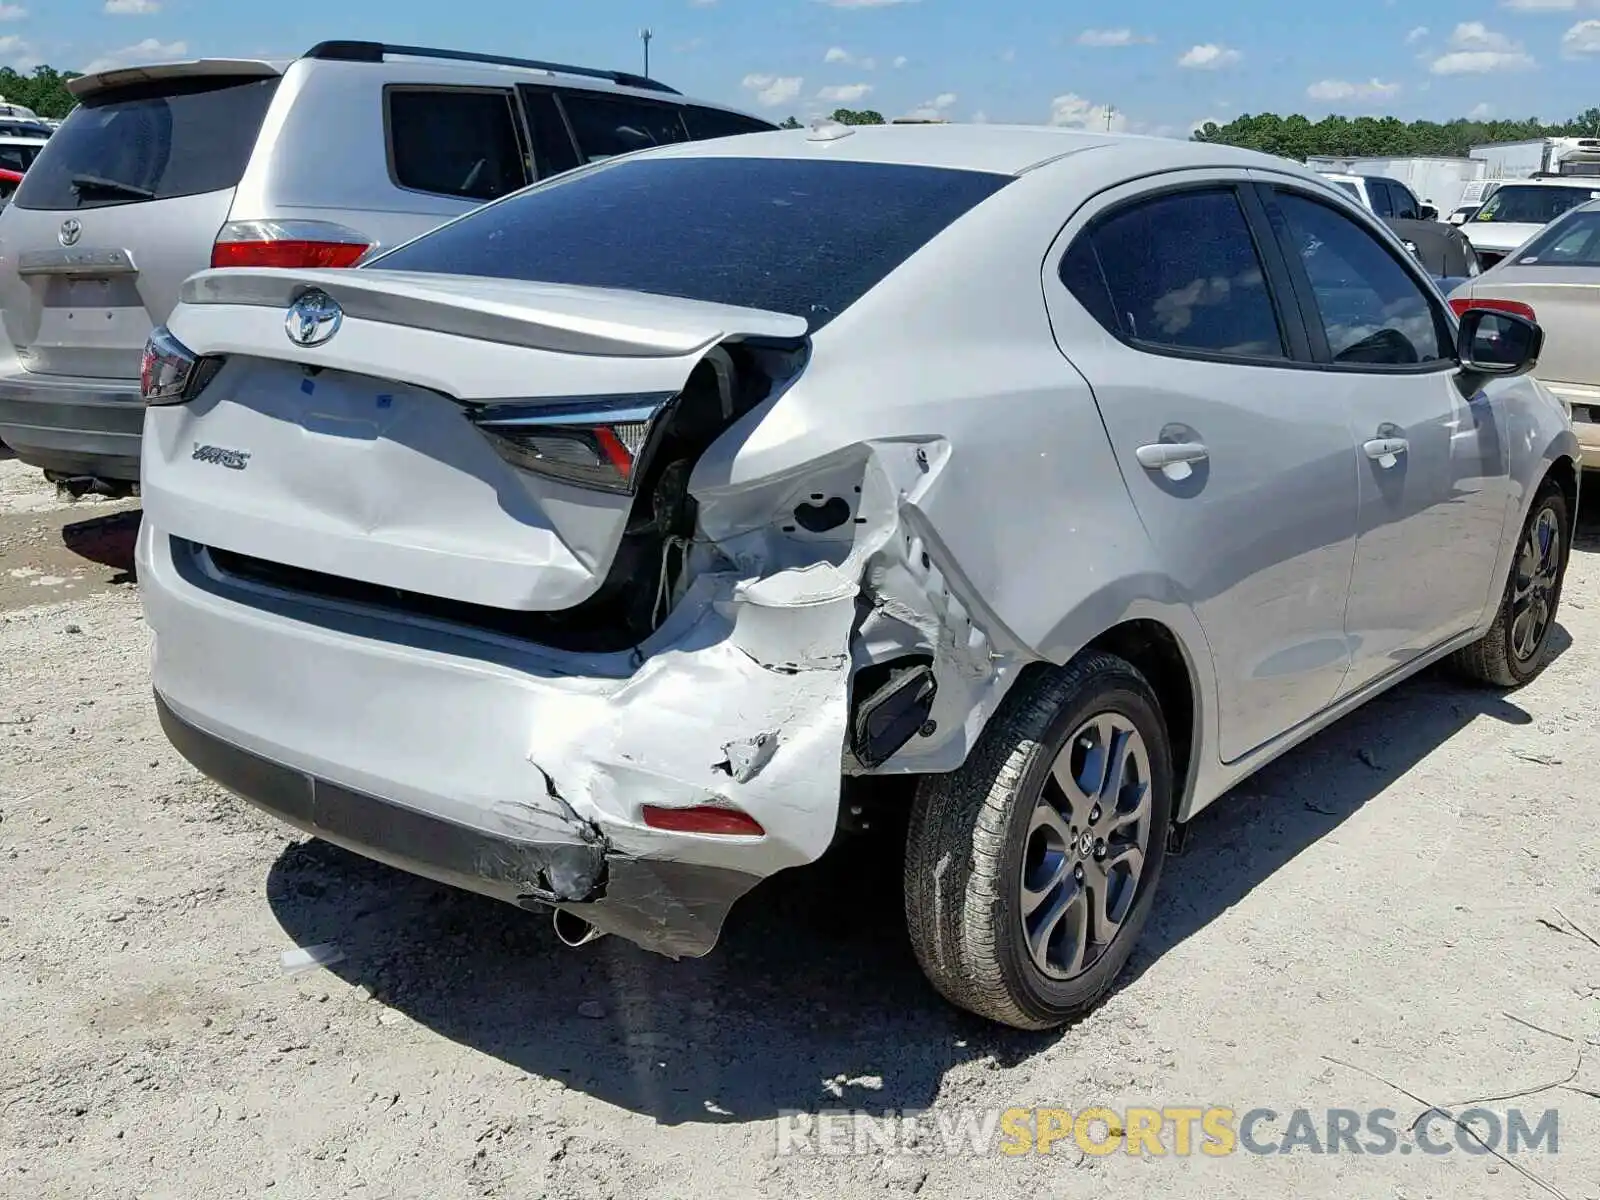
[
  {"x1": 0, "y1": 73, "x2": 280, "y2": 381},
  {"x1": 1045, "y1": 175, "x2": 1362, "y2": 763}
]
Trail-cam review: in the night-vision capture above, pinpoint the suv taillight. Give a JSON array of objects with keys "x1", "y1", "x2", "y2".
[{"x1": 211, "y1": 219, "x2": 371, "y2": 269}]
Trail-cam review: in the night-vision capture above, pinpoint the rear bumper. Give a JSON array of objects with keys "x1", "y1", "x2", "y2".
[
  {"x1": 137, "y1": 521, "x2": 859, "y2": 958},
  {"x1": 1542, "y1": 381, "x2": 1600, "y2": 463},
  {"x1": 0, "y1": 371, "x2": 143, "y2": 480}
]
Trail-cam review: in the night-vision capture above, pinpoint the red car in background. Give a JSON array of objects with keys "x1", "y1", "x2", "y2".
[{"x1": 0, "y1": 165, "x2": 23, "y2": 202}]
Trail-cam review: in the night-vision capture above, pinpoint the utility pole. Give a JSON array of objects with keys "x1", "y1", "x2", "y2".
[
  {"x1": 640, "y1": 27, "x2": 653, "y2": 79},
  {"x1": 1105, "y1": 105, "x2": 1116, "y2": 132}
]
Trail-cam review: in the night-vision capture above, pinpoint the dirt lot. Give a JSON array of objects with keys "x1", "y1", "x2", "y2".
[{"x1": 3, "y1": 448, "x2": 1599, "y2": 1200}]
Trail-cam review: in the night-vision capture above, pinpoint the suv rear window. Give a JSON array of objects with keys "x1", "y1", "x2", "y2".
[
  {"x1": 13, "y1": 75, "x2": 279, "y2": 212},
  {"x1": 680, "y1": 105, "x2": 776, "y2": 141},
  {"x1": 372, "y1": 156, "x2": 1011, "y2": 332},
  {"x1": 557, "y1": 92, "x2": 691, "y2": 163}
]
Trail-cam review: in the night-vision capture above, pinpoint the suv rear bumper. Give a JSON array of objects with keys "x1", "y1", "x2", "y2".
[
  {"x1": 0, "y1": 371, "x2": 143, "y2": 480},
  {"x1": 137, "y1": 520, "x2": 859, "y2": 958}
]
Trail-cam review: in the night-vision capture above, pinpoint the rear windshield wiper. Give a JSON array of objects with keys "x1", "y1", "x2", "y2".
[{"x1": 69, "y1": 174, "x2": 155, "y2": 201}]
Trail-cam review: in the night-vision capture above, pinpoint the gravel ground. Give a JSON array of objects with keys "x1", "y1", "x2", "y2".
[{"x1": 3, "y1": 452, "x2": 1599, "y2": 1200}]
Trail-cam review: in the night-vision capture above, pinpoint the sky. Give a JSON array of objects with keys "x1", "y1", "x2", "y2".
[{"x1": 6, "y1": 1, "x2": 1600, "y2": 136}]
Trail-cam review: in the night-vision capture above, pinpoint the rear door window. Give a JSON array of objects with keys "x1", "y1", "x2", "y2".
[
  {"x1": 516, "y1": 87, "x2": 581, "y2": 178},
  {"x1": 681, "y1": 106, "x2": 777, "y2": 140},
  {"x1": 12, "y1": 75, "x2": 279, "y2": 211},
  {"x1": 1062, "y1": 187, "x2": 1288, "y2": 361},
  {"x1": 1366, "y1": 179, "x2": 1396, "y2": 218},
  {"x1": 387, "y1": 87, "x2": 530, "y2": 202},
  {"x1": 556, "y1": 91, "x2": 690, "y2": 162}
]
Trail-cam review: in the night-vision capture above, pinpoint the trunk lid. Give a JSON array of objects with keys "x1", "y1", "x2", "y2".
[
  {"x1": 147, "y1": 267, "x2": 808, "y2": 621},
  {"x1": 0, "y1": 69, "x2": 280, "y2": 380}
]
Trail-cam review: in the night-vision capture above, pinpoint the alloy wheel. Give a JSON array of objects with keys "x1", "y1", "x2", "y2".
[{"x1": 1511, "y1": 502, "x2": 1562, "y2": 663}]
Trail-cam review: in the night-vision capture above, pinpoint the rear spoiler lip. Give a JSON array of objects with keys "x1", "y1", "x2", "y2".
[
  {"x1": 68, "y1": 58, "x2": 289, "y2": 100},
  {"x1": 178, "y1": 267, "x2": 810, "y2": 360}
]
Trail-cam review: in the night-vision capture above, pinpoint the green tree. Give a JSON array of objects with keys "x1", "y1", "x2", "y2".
[
  {"x1": 778, "y1": 115, "x2": 803, "y2": 129},
  {"x1": 830, "y1": 108, "x2": 885, "y2": 126},
  {"x1": 1192, "y1": 107, "x2": 1600, "y2": 160},
  {"x1": 0, "y1": 65, "x2": 79, "y2": 119}
]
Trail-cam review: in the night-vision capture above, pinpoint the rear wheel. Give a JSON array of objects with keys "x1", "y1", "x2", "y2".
[
  {"x1": 904, "y1": 653, "x2": 1172, "y2": 1030},
  {"x1": 1452, "y1": 478, "x2": 1569, "y2": 688}
]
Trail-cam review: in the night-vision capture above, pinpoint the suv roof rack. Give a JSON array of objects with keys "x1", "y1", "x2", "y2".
[{"x1": 303, "y1": 41, "x2": 680, "y2": 95}]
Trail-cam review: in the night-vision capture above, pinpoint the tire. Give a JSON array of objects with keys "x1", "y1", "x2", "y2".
[
  {"x1": 1451, "y1": 478, "x2": 1570, "y2": 689},
  {"x1": 904, "y1": 652, "x2": 1173, "y2": 1030}
]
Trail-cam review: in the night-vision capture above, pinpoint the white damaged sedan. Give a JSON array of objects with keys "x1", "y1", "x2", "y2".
[{"x1": 138, "y1": 124, "x2": 1576, "y2": 1029}]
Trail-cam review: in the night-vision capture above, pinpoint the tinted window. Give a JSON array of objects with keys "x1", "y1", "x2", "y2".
[
  {"x1": 1476, "y1": 184, "x2": 1599, "y2": 225},
  {"x1": 373, "y1": 156, "x2": 1010, "y2": 332},
  {"x1": 681, "y1": 106, "x2": 777, "y2": 140},
  {"x1": 0, "y1": 121, "x2": 48, "y2": 138},
  {"x1": 13, "y1": 76, "x2": 278, "y2": 211},
  {"x1": 1329, "y1": 179, "x2": 1361, "y2": 200},
  {"x1": 1274, "y1": 191, "x2": 1448, "y2": 367},
  {"x1": 0, "y1": 143, "x2": 41, "y2": 173},
  {"x1": 388, "y1": 88, "x2": 529, "y2": 202},
  {"x1": 1367, "y1": 179, "x2": 1395, "y2": 218},
  {"x1": 558, "y1": 92, "x2": 689, "y2": 163},
  {"x1": 1068, "y1": 188, "x2": 1286, "y2": 359},
  {"x1": 1389, "y1": 183, "x2": 1420, "y2": 219},
  {"x1": 518, "y1": 88, "x2": 580, "y2": 178},
  {"x1": 1514, "y1": 210, "x2": 1600, "y2": 266}
]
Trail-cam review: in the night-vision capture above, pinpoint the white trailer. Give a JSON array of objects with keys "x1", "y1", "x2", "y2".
[{"x1": 1470, "y1": 136, "x2": 1600, "y2": 181}]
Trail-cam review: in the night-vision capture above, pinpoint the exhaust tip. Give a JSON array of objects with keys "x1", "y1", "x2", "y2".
[{"x1": 552, "y1": 909, "x2": 607, "y2": 948}]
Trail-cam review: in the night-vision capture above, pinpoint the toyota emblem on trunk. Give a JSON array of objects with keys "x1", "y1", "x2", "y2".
[
  {"x1": 284, "y1": 289, "x2": 342, "y2": 347},
  {"x1": 58, "y1": 219, "x2": 82, "y2": 248}
]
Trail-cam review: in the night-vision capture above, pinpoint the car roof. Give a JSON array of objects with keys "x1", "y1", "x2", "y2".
[
  {"x1": 1492, "y1": 178, "x2": 1600, "y2": 189},
  {"x1": 628, "y1": 122, "x2": 1326, "y2": 180}
]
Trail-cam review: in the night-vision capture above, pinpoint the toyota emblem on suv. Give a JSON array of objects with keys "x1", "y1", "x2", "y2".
[
  {"x1": 284, "y1": 289, "x2": 343, "y2": 347},
  {"x1": 58, "y1": 219, "x2": 82, "y2": 248}
]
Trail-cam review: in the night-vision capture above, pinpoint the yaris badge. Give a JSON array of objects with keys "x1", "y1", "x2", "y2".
[{"x1": 284, "y1": 289, "x2": 342, "y2": 348}]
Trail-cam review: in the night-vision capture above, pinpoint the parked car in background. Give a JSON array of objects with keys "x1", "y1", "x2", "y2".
[
  {"x1": 138, "y1": 125, "x2": 1575, "y2": 1030},
  {"x1": 1450, "y1": 199, "x2": 1600, "y2": 466},
  {"x1": 0, "y1": 40, "x2": 776, "y2": 493},
  {"x1": 1319, "y1": 171, "x2": 1480, "y2": 280},
  {"x1": 0, "y1": 166, "x2": 23, "y2": 205},
  {"x1": 0, "y1": 132, "x2": 47, "y2": 175},
  {"x1": 1460, "y1": 179, "x2": 1600, "y2": 269}
]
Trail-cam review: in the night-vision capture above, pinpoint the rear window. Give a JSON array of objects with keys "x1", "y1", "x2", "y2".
[
  {"x1": 0, "y1": 142, "x2": 43, "y2": 173},
  {"x1": 13, "y1": 75, "x2": 278, "y2": 212},
  {"x1": 387, "y1": 87, "x2": 530, "y2": 202},
  {"x1": 371, "y1": 156, "x2": 1011, "y2": 332},
  {"x1": 1513, "y1": 210, "x2": 1600, "y2": 266},
  {"x1": 681, "y1": 106, "x2": 777, "y2": 141}
]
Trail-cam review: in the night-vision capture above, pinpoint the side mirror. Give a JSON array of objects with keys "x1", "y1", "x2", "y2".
[
  {"x1": 1419, "y1": 204, "x2": 1438, "y2": 221},
  {"x1": 1456, "y1": 307, "x2": 1543, "y2": 380}
]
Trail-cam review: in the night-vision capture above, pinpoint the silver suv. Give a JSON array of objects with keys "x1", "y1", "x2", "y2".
[{"x1": 0, "y1": 40, "x2": 774, "y2": 490}]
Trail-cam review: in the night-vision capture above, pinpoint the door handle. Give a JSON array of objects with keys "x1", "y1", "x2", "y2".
[
  {"x1": 1135, "y1": 441, "x2": 1209, "y2": 471},
  {"x1": 1363, "y1": 437, "x2": 1409, "y2": 467}
]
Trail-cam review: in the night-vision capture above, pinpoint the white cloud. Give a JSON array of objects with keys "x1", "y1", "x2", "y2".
[
  {"x1": 0, "y1": 33, "x2": 35, "y2": 70},
  {"x1": 824, "y1": 45, "x2": 877, "y2": 68},
  {"x1": 902, "y1": 91, "x2": 957, "y2": 120},
  {"x1": 741, "y1": 73, "x2": 803, "y2": 107},
  {"x1": 1429, "y1": 22, "x2": 1534, "y2": 72},
  {"x1": 103, "y1": 0, "x2": 160, "y2": 12},
  {"x1": 0, "y1": 6, "x2": 25, "y2": 19},
  {"x1": 1405, "y1": 25, "x2": 1429, "y2": 44},
  {"x1": 82, "y1": 38, "x2": 186, "y2": 73},
  {"x1": 1178, "y1": 43, "x2": 1241, "y2": 69},
  {"x1": 1501, "y1": 0, "x2": 1581, "y2": 9},
  {"x1": 1563, "y1": 19, "x2": 1600, "y2": 54},
  {"x1": 892, "y1": 55, "x2": 908, "y2": 68},
  {"x1": 818, "y1": 82, "x2": 873, "y2": 102},
  {"x1": 1049, "y1": 93, "x2": 1127, "y2": 131},
  {"x1": 689, "y1": 0, "x2": 718, "y2": 6},
  {"x1": 1469, "y1": 102, "x2": 1495, "y2": 118},
  {"x1": 1077, "y1": 28, "x2": 1153, "y2": 47},
  {"x1": 1306, "y1": 77, "x2": 1402, "y2": 102}
]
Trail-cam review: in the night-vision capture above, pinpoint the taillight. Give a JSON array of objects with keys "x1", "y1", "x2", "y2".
[
  {"x1": 140, "y1": 326, "x2": 223, "y2": 406},
  {"x1": 211, "y1": 219, "x2": 371, "y2": 270},
  {"x1": 466, "y1": 393, "x2": 675, "y2": 493},
  {"x1": 641, "y1": 805, "x2": 766, "y2": 837},
  {"x1": 1449, "y1": 297, "x2": 1537, "y2": 322}
]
